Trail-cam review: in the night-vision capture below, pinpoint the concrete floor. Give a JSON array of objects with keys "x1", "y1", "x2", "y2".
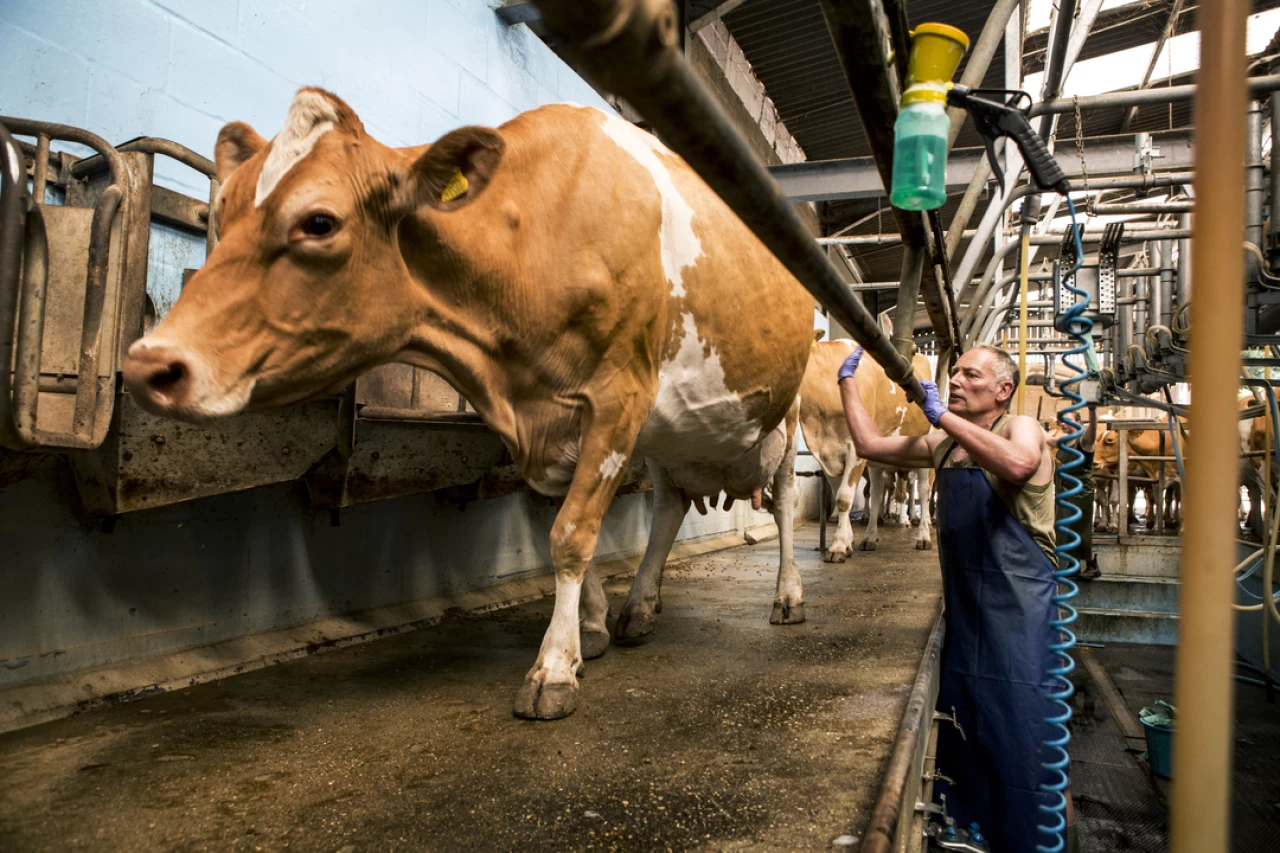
[{"x1": 0, "y1": 524, "x2": 941, "y2": 852}]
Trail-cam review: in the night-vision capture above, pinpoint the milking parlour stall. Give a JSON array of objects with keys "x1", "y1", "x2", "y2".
[{"x1": 1, "y1": 2, "x2": 1278, "y2": 852}]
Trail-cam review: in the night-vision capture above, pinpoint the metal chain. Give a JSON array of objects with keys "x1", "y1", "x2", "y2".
[{"x1": 1073, "y1": 95, "x2": 1092, "y2": 215}]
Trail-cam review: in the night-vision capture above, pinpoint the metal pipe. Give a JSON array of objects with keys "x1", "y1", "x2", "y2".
[
  {"x1": 959, "y1": 172, "x2": 1193, "y2": 332},
  {"x1": 1158, "y1": 240, "x2": 1174, "y2": 329},
  {"x1": 1035, "y1": 0, "x2": 1078, "y2": 139},
  {"x1": 1177, "y1": 213, "x2": 1192, "y2": 331},
  {"x1": 72, "y1": 185, "x2": 123, "y2": 438},
  {"x1": 1171, "y1": 0, "x2": 1247, "y2": 847},
  {"x1": 31, "y1": 135, "x2": 49, "y2": 204},
  {"x1": 1271, "y1": 90, "x2": 1280, "y2": 258},
  {"x1": 1090, "y1": 202, "x2": 1194, "y2": 214},
  {"x1": 860, "y1": 607, "x2": 945, "y2": 853},
  {"x1": 1246, "y1": 100, "x2": 1266, "y2": 278},
  {"x1": 1134, "y1": 273, "x2": 1149, "y2": 349},
  {"x1": 531, "y1": 0, "x2": 924, "y2": 398},
  {"x1": 1117, "y1": 267, "x2": 1162, "y2": 277},
  {"x1": 1032, "y1": 73, "x2": 1280, "y2": 118},
  {"x1": 819, "y1": 230, "x2": 978, "y2": 246},
  {"x1": 891, "y1": 244, "x2": 925, "y2": 359}
]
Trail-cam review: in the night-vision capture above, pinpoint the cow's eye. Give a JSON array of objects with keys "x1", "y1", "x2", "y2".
[{"x1": 299, "y1": 214, "x2": 338, "y2": 238}]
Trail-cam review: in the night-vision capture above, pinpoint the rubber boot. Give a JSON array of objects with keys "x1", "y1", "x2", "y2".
[
  {"x1": 1079, "y1": 556, "x2": 1101, "y2": 581},
  {"x1": 1066, "y1": 822, "x2": 1080, "y2": 853}
]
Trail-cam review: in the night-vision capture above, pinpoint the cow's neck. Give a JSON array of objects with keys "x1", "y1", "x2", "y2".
[{"x1": 393, "y1": 221, "x2": 524, "y2": 453}]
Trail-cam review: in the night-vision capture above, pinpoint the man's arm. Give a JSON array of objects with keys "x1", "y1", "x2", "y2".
[
  {"x1": 839, "y1": 376, "x2": 933, "y2": 468},
  {"x1": 937, "y1": 410, "x2": 1046, "y2": 485}
]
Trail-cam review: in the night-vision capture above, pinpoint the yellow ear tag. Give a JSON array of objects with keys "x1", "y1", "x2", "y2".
[{"x1": 441, "y1": 168, "x2": 469, "y2": 202}]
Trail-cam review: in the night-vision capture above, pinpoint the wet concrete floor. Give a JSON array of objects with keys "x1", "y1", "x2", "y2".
[{"x1": 0, "y1": 524, "x2": 941, "y2": 852}]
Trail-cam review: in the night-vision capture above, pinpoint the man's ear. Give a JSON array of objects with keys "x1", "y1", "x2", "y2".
[
  {"x1": 215, "y1": 122, "x2": 267, "y2": 184},
  {"x1": 402, "y1": 127, "x2": 505, "y2": 213}
]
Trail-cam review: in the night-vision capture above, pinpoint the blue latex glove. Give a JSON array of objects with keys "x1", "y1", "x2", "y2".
[
  {"x1": 837, "y1": 346, "x2": 864, "y2": 383},
  {"x1": 919, "y1": 380, "x2": 947, "y2": 427}
]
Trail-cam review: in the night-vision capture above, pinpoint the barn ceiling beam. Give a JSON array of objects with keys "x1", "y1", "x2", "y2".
[
  {"x1": 1120, "y1": 0, "x2": 1189, "y2": 132},
  {"x1": 688, "y1": 1, "x2": 750, "y2": 34}
]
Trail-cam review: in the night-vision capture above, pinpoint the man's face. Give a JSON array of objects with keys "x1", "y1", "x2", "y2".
[{"x1": 948, "y1": 349, "x2": 1014, "y2": 417}]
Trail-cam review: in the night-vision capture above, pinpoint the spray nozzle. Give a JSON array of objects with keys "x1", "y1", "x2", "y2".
[{"x1": 946, "y1": 85, "x2": 1072, "y2": 197}]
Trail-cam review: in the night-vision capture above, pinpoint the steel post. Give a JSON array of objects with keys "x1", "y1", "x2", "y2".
[{"x1": 1171, "y1": 0, "x2": 1248, "y2": 848}]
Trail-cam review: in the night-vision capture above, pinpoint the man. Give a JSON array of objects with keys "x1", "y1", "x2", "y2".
[
  {"x1": 1050, "y1": 405, "x2": 1101, "y2": 580},
  {"x1": 839, "y1": 343, "x2": 1077, "y2": 853}
]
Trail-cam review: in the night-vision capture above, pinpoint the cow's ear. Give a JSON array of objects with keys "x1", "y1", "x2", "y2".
[
  {"x1": 405, "y1": 127, "x2": 505, "y2": 212},
  {"x1": 813, "y1": 329, "x2": 826, "y2": 342},
  {"x1": 215, "y1": 122, "x2": 267, "y2": 184}
]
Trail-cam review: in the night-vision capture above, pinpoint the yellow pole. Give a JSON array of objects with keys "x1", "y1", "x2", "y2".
[
  {"x1": 1170, "y1": 0, "x2": 1247, "y2": 849},
  {"x1": 1017, "y1": 231, "x2": 1030, "y2": 415}
]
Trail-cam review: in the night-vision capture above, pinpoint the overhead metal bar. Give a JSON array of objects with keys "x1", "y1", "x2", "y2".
[
  {"x1": 768, "y1": 130, "x2": 1194, "y2": 202},
  {"x1": 529, "y1": 0, "x2": 925, "y2": 398},
  {"x1": 1119, "y1": 0, "x2": 1188, "y2": 132},
  {"x1": 1032, "y1": 74, "x2": 1280, "y2": 117}
]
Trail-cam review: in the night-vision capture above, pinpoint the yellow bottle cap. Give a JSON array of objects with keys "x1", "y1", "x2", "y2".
[{"x1": 902, "y1": 22, "x2": 970, "y2": 106}]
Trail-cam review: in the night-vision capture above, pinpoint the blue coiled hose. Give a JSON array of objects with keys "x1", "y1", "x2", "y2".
[{"x1": 1039, "y1": 197, "x2": 1087, "y2": 853}]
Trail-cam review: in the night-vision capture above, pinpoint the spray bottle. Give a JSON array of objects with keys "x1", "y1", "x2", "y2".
[{"x1": 889, "y1": 23, "x2": 970, "y2": 211}]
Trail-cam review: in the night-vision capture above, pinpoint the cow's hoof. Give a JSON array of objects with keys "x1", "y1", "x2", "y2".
[
  {"x1": 581, "y1": 628, "x2": 610, "y2": 660},
  {"x1": 915, "y1": 539, "x2": 932, "y2": 551},
  {"x1": 770, "y1": 600, "x2": 806, "y2": 625},
  {"x1": 612, "y1": 609, "x2": 656, "y2": 644},
  {"x1": 512, "y1": 678, "x2": 579, "y2": 720},
  {"x1": 859, "y1": 539, "x2": 877, "y2": 551},
  {"x1": 824, "y1": 549, "x2": 849, "y2": 564}
]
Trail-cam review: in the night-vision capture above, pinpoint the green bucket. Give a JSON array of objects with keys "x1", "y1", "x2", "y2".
[{"x1": 1142, "y1": 720, "x2": 1174, "y2": 778}]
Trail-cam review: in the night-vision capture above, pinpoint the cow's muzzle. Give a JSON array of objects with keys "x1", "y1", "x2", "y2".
[{"x1": 122, "y1": 340, "x2": 197, "y2": 417}]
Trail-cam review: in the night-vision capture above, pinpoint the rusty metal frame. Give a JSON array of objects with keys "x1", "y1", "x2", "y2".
[{"x1": 0, "y1": 118, "x2": 127, "y2": 451}]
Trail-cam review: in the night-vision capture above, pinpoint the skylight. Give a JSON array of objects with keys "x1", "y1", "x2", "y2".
[{"x1": 1023, "y1": 8, "x2": 1280, "y2": 100}]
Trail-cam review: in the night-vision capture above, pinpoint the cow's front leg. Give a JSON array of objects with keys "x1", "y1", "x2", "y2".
[
  {"x1": 580, "y1": 562, "x2": 610, "y2": 660},
  {"x1": 615, "y1": 460, "x2": 690, "y2": 643},
  {"x1": 913, "y1": 469, "x2": 933, "y2": 550},
  {"x1": 514, "y1": 417, "x2": 642, "y2": 721},
  {"x1": 860, "y1": 467, "x2": 883, "y2": 550},
  {"x1": 770, "y1": 416, "x2": 804, "y2": 624}
]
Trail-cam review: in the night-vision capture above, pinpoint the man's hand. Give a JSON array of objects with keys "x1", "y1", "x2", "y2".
[
  {"x1": 919, "y1": 380, "x2": 948, "y2": 427},
  {"x1": 837, "y1": 346, "x2": 864, "y2": 383}
]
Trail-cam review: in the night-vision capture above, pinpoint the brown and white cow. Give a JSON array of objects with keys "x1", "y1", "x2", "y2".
[
  {"x1": 798, "y1": 339, "x2": 933, "y2": 560},
  {"x1": 119, "y1": 90, "x2": 816, "y2": 720}
]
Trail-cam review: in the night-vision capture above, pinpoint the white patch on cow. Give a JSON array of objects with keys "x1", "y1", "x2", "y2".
[
  {"x1": 597, "y1": 112, "x2": 702, "y2": 297},
  {"x1": 636, "y1": 313, "x2": 759, "y2": 465},
  {"x1": 6, "y1": 142, "x2": 20, "y2": 186},
  {"x1": 895, "y1": 405, "x2": 908, "y2": 418},
  {"x1": 599, "y1": 451, "x2": 627, "y2": 480},
  {"x1": 255, "y1": 91, "x2": 341, "y2": 207}
]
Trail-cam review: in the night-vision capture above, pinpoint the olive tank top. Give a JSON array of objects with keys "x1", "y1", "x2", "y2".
[{"x1": 931, "y1": 413, "x2": 1058, "y2": 564}]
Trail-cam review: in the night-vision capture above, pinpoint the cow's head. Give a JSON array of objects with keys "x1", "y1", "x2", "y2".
[{"x1": 122, "y1": 88, "x2": 505, "y2": 420}]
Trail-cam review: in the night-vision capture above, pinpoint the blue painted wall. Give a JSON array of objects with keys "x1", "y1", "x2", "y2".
[{"x1": 1, "y1": 0, "x2": 612, "y2": 312}]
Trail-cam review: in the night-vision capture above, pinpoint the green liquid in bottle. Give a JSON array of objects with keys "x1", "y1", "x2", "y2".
[{"x1": 890, "y1": 104, "x2": 949, "y2": 211}]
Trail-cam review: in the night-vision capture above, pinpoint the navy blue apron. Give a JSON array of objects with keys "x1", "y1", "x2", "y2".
[{"x1": 932, "y1": 446, "x2": 1060, "y2": 853}]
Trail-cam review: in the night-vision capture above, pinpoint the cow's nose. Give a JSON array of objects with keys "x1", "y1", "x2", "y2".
[{"x1": 122, "y1": 341, "x2": 193, "y2": 413}]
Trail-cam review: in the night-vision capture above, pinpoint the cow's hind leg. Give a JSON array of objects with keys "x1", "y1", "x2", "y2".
[
  {"x1": 579, "y1": 562, "x2": 610, "y2": 660},
  {"x1": 913, "y1": 469, "x2": 933, "y2": 550},
  {"x1": 771, "y1": 421, "x2": 804, "y2": 624},
  {"x1": 614, "y1": 460, "x2": 690, "y2": 643},
  {"x1": 860, "y1": 467, "x2": 883, "y2": 550}
]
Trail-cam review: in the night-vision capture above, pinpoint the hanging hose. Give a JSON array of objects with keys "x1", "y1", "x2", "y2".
[{"x1": 1040, "y1": 197, "x2": 1086, "y2": 853}]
